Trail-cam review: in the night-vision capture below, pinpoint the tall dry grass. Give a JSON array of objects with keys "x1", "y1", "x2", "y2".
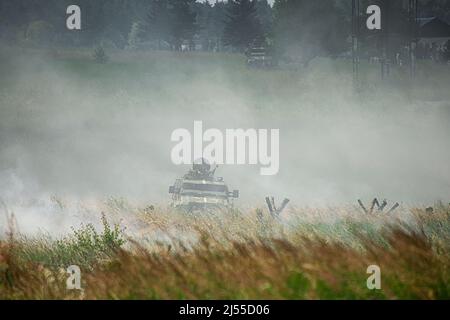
[{"x1": 0, "y1": 205, "x2": 449, "y2": 299}]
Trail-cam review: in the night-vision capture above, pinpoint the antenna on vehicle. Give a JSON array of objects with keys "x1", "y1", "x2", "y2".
[{"x1": 211, "y1": 164, "x2": 218, "y2": 176}]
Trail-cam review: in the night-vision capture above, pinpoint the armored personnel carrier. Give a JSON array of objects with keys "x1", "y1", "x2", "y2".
[
  {"x1": 245, "y1": 37, "x2": 273, "y2": 68},
  {"x1": 169, "y1": 159, "x2": 239, "y2": 211}
]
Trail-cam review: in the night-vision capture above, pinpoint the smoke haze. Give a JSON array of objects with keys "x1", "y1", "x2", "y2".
[{"x1": 1, "y1": 49, "x2": 449, "y2": 234}]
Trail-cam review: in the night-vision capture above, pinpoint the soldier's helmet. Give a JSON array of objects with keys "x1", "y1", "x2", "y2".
[{"x1": 192, "y1": 158, "x2": 211, "y2": 175}]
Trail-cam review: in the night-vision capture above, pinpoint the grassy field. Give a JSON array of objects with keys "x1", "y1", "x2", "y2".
[
  {"x1": 1, "y1": 205, "x2": 449, "y2": 299},
  {"x1": 2, "y1": 45, "x2": 450, "y2": 109},
  {"x1": 0, "y1": 46, "x2": 449, "y2": 299}
]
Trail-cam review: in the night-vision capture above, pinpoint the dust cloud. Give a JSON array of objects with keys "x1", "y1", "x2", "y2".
[{"x1": 1, "y1": 49, "x2": 449, "y2": 235}]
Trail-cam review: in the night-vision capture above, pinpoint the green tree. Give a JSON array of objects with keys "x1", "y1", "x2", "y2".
[
  {"x1": 193, "y1": 0, "x2": 214, "y2": 51},
  {"x1": 210, "y1": 1, "x2": 228, "y2": 51},
  {"x1": 146, "y1": 0, "x2": 197, "y2": 51},
  {"x1": 273, "y1": 0, "x2": 348, "y2": 66},
  {"x1": 169, "y1": 0, "x2": 197, "y2": 50},
  {"x1": 147, "y1": 0, "x2": 172, "y2": 49},
  {"x1": 127, "y1": 21, "x2": 146, "y2": 50},
  {"x1": 223, "y1": 0, "x2": 262, "y2": 51},
  {"x1": 255, "y1": 0, "x2": 273, "y2": 36}
]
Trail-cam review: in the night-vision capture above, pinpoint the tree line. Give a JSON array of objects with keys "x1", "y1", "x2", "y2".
[
  {"x1": 0, "y1": 0, "x2": 271, "y2": 51},
  {"x1": 0, "y1": 0, "x2": 449, "y2": 61}
]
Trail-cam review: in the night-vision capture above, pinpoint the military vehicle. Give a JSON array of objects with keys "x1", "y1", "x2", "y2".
[
  {"x1": 245, "y1": 37, "x2": 273, "y2": 68},
  {"x1": 169, "y1": 159, "x2": 239, "y2": 211}
]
